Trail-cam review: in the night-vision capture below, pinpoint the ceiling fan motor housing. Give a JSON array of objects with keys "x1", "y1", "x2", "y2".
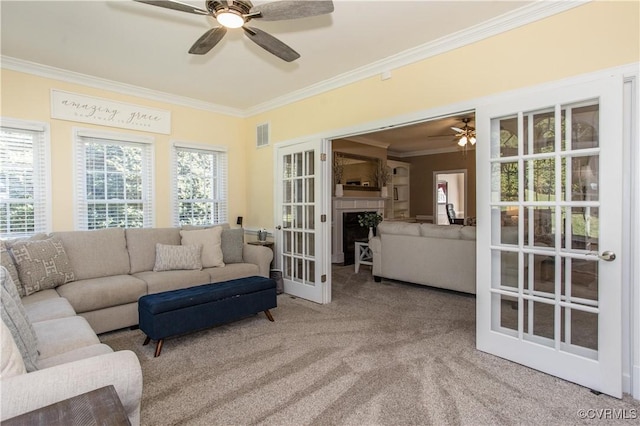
[{"x1": 207, "y1": 0, "x2": 253, "y2": 17}]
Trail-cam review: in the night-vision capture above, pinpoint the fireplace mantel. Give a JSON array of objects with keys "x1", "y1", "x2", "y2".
[{"x1": 332, "y1": 197, "x2": 386, "y2": 263}]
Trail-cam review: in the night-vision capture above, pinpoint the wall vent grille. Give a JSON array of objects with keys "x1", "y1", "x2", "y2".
[{"x1": 256, "y1": 122, "x2": 269, "y2": 148}]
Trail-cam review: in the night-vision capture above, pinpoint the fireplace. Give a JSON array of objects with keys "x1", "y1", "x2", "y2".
[
  {"x1": 332, "y1": 197, "x2": 385, "y2": 264},
  {"x1": 342, "y1": 212, "x2": 373, "y2": 265}
]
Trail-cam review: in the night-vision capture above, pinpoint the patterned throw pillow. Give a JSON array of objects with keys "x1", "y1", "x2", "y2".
[
  {"x1": 1, "y1": 240, "x2": 22, "y2": 296},
  {"x1": 153, "y1": 243, "x2": 203, "y2": 272},
  {"x1": 0, "y1": 267, "x2": 39, "y2": 372},
  {"x1": 9, "y1": 238, "x2": 75, "y2": 296}
]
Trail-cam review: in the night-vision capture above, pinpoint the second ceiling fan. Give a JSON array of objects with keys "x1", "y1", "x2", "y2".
[{"x1": 135, "y1": 0, "x2": 334, "y2": 62}]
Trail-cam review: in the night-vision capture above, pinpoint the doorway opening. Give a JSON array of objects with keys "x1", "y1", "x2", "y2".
[{"x1": 433, "y1": 170, "x2": 467, "y2": 225}]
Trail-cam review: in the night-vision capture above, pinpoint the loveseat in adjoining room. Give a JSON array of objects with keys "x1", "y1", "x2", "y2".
[{"x1": 369, "y1": 221, "x2": 476, "y2": 294}]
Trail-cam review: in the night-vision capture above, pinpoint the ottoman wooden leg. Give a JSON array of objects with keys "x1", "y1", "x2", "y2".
[
  {"x1": 143, "y1": 336, "x2": 151, "y2": 346},
  {"x1": 154, "y1": 339, "x2": 164, "y2": 357},
  {"x1": 264, "y1": 309, "x2": 274, "y2": 322}
]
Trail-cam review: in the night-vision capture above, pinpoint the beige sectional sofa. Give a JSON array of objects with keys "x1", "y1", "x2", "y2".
[
  {"x1": 369, "y1": 221, "x2": 476, "y2": 294},
  {"x1": 0, "y1": 224, "x2": 272, "y2": 423}
]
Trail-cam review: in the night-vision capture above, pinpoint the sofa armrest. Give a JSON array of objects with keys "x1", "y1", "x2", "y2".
[
  {"x1": 242, "y1": 244, "x2": 273, "y2": 277},
  {"x1": 1, "y1": 350, "x2": 142, "y2": 425}
]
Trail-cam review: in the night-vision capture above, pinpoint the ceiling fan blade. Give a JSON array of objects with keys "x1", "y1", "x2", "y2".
[
  {"x1": 134, "y1": 0, "x2": 210, "y2": 15},
  {"x1": 189, "y1": 27, "x2": 227, "y2": 55},
  {"x1": 250, "y1": 1, "x2": 334, "y2": 21},
  {"x1": 451, "y1": 126, "x2": 464, "y2": 133},
  {"x1": 242, "y1": 26, "x2": 300, "y2": 62}
]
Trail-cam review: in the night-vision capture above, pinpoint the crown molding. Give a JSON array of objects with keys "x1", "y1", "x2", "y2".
[
  {"x1": 2, "y1": 1, "x2": 588, "y2": 118},
  {"x1": 1, "y1": 56, "x2": 245, "y2": 118},
  {"x1": 245, "y1": 0, "x2": 589, "y2": 116}
]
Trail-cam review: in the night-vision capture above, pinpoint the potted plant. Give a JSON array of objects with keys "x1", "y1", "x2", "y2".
[
  {"x1": 358, "y1": 212, "x2": 383, "y2": 240},
  {"x1": 333, "y1": 153, "x2": 344, "y2": 197},
  {"x1": 372, "y1": 161, "x2": 391, "y2": 198}
]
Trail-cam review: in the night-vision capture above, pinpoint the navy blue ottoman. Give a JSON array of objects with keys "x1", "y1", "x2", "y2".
[{"x1": 138, "y1": 276, "x2": 277, "y2": 357}]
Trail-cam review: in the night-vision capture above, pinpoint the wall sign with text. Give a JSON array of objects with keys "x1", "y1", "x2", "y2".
[{"x1": 51, "y1": 90, "x2": 171, "y2": 134}]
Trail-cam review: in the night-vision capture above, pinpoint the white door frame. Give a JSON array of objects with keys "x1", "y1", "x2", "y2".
[{"x1": 272, "y1": 63, "x2": 639, "y2": 399}]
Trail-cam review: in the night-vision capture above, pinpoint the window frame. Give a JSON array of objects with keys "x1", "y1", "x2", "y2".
[
  {"x1": 171, "y1": 141, "x2": 228, "y2": 227},
  {"x1": 0, "y1": 117, "x2": 52, "y2": 238},
  {"x1": 73, "y1": 128, "x2": 155, "y2": 230}
]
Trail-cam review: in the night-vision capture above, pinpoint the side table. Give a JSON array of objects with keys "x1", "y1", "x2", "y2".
[
  {"x1": 3, "y1": 385, "x2": 130, "y2": 426},
  {"x1": 354, "y1": 241, "x2": 373, "y2": 273}
]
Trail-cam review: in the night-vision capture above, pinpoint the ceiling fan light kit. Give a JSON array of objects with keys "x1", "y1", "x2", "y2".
[
  {"x1": 134, "y1": 0, "x2": 335, "y2": 62},
  {"x1": 452, "y1": 118, "x2": 476, "y2": 148}
]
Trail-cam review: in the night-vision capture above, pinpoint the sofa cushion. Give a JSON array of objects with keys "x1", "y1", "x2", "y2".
[
  {"x1": 206, "y1": 263, "x2": 259, "y2": 283},
  {"x1": 221, "y1": 228, "x2": 244, "y2": 264},
  {"x1": 56, "y1": 275, "x2": 147, "y2": 314},
  {"x1": 153, "y1": 243, "x2": 203, "y2": 272},
  {"x1": 1, "y1": 267, "x2": 39, "y2": 372},
  {"x1": 52, "y1": 228, "x2": 130, "y2": 280},
  {"x1": 36, "y1": 343, "x2": 113, "y2": 370},
  {"x1": 180, "y1": 227, "x2": 225, "y2": 268},
  {"x1": 9, "y1": 238, "x2": 75, "y2": 296},
  {"x1": 126, "y1": 228, "x2": 181, "y2": 274},
  {"x1": 1, "y1": 320, "x2": 27, "y2": 378},
  {"x1": 419, "y1": 223, "x2": 463, "y2": 239},
  {"x1": 24, "y1": 298, "x2": 76, "y2": 323},
  {"x1": 460, "y1": 225, "x2": 477, "y2": 240},
  {"x1": 33, "y1": 316, "x2": 100, "y2": 359},
  {"x1": 135, "y1": 270, "x2": 212, "y2": 295},
  {"x1": 377, "y1": 221, "x2": 421, "y2": 236}
]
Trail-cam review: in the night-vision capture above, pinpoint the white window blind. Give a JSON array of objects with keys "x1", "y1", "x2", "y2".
[
  {"x1": 75, "y1": 130, "x2": 154, "y2": 230},
  {"x1": 171, "y1": 143, "x2": 228, "y2": 226},
  {"x1": 0, "y1": 120, "x2": 49, "y2": 238}
]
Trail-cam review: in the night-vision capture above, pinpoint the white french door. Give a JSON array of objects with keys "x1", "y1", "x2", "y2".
[
  {"x1": 275, "y1": 140, "x2": 329, "y2": 304},
  {"x1": 476, "y1": 76, "x2": 624, "y2": 397}
]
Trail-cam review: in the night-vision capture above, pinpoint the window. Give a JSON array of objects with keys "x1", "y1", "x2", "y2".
[
  {"x1": 172, "y1": 142, "x2": 228, "y2": 226},
  {"x1": 0, "y1": 119, "x2": 50, "y2": 238},
  {"x1": 75, "y1": 129, "x2": 154, "y2": 230}
]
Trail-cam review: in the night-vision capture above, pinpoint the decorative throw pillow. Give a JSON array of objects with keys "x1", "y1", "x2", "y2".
[
  {"x1": 153, "y1": 243, "x2": 203, "y2": 272},
  {"x1": 2, "y1": 234, "x2": 48, "y2": 297},
  {"x1": 180, "y1": 227, "x2": 225, "y2": 268},
  {"x1": 9, "y1": 238, "x2": 75, "y2": 296},
  {"x1": 1, "y1": 267, "x2": 39, "y2": 372},
  {"x1": 221, "y1": 228, "x2": 244, "y2": 264},
  {"x1": 1, "y1": 240, "x2": 22, "y2": 296}
]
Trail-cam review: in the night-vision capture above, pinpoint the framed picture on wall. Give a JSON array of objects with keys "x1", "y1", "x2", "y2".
[{"x1": 437, "y1": 181, "x2": 448, "y2": 204}]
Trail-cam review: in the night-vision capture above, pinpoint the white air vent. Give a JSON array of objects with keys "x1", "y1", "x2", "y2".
[{"x1": 256, "y1": 122, "x2": 270, "y2": 148}]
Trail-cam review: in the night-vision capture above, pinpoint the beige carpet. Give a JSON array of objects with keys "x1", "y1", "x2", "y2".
[{"x1": 101, "y1": 265, "x2": 640, "y2": 425}]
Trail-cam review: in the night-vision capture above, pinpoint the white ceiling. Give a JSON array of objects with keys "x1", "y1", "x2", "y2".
[{"x1": 1, "y1": 0, "x2": 535, "y2": 114}]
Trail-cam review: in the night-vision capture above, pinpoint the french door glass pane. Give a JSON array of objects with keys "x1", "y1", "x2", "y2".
[
  {"x1": 281, "y1": 149, "x2": 316, "y2": 286},
  {"x1": 490, "y1": 100, "x2": 601, "y2": 358}
]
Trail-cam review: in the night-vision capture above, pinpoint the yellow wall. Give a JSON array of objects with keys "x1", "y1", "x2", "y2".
[
  {"x1": 1, "y1": 70, "x2": 247, "y2": 231},
  {"x1": 1, "y1": 1, "x2": 638, "y2": 232},
  {"x1": 244, "y1": 1, "x2": 639, "y2": 227}
]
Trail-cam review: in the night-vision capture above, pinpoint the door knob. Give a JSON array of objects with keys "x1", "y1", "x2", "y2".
[
  {"x1": 276, "y1": 225, "x2": 282, "y2": 230},
  {"x1": 599, "y1": 251, "x2": 616, "y2": 262}
]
